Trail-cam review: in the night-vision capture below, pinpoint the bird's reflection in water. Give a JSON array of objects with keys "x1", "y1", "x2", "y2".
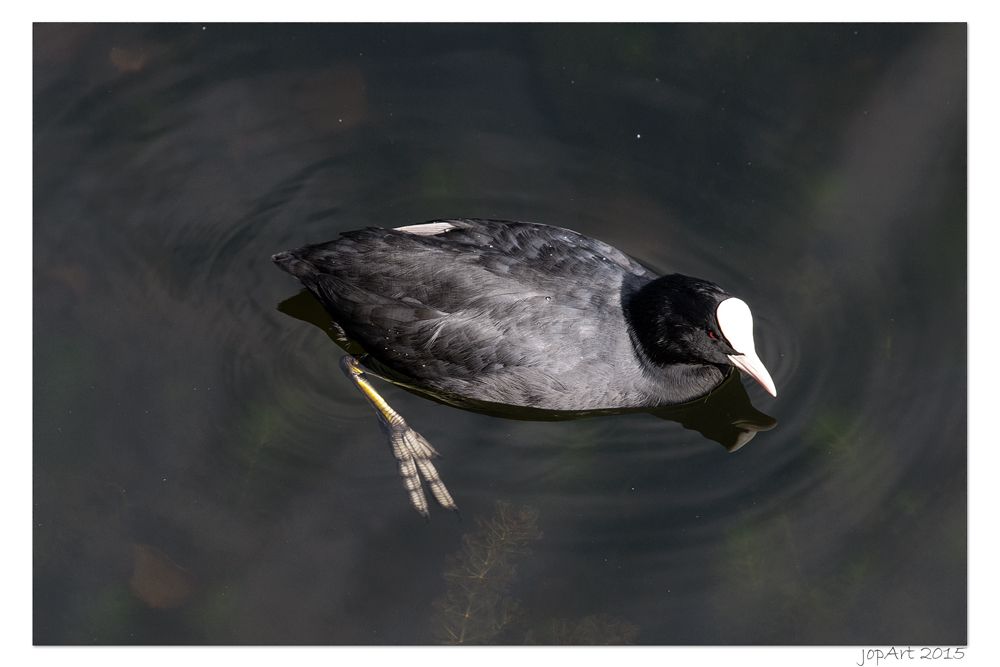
[{"x1": 278, "y1": 289, "x2": 776, "y2": 512}]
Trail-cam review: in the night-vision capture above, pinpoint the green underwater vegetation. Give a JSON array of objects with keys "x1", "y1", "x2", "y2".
[
  {"x1": 431, "y1": 501, "x2": 639, "y2": 645},
  {"x1": 524, "y1": 614, "x2": 641, "y2": 645},
  {"x1": 431, "y1": 502, "x2": 542, "y2": 644}
]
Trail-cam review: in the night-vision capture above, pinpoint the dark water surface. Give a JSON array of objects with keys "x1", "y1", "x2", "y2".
[{"x1": 33, "y1": 24, "x2": 966, "y2": 645}]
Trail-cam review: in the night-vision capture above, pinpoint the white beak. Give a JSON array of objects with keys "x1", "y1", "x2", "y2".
[{"x1": 716, "y1": 298, "x2": 777, "y2": 397}]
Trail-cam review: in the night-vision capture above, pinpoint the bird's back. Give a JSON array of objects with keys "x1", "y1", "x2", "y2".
[{"x1": 273, "y1": 219, "x2": 678, "y2": 409}]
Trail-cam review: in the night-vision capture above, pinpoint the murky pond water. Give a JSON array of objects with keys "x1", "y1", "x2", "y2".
[{"x1": 33, "y1": 23, "x2": 966, "y2": 645}]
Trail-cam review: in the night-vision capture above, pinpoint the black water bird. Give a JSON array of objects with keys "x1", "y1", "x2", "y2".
[{"x1": 273, "y1": 219, "x2": 776, "y2": 516}]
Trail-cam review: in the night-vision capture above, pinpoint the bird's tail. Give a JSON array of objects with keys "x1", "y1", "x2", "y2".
[{"x1": 271, "y1": 250, "x2": 316, "y2": 280}]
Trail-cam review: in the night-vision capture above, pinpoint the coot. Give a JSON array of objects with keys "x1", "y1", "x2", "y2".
[{"x1": 273, "y1": 219, "x2": 776, "y2": 516}]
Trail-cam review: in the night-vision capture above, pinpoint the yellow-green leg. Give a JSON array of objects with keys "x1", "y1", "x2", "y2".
[{"x1": 339, "y1": 355, "x2": 459, "y2": 519}]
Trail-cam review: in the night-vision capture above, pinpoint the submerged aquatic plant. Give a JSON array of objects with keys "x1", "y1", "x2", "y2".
[
  {"x1": 431, "y1": 502, "x2": 542, "y2": 644},
  {"x1": 431, "y1": 501, "x2": 641, "y2": 645},
  {"x1": 524, "y1": 614, "x2": 640, "y2": 645}
]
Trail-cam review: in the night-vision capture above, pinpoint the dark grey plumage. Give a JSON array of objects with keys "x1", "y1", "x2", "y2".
[{"x1": 273, "y1": 219, "x2": 738, "y2": 409}]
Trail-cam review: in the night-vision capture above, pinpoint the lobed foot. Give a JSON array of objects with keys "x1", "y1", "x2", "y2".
[{"x1": 339, "y1": 355, "x2": 458, "y2": 518}]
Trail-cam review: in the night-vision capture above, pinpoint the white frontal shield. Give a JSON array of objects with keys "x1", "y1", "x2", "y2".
[{"x1": 716, "y1": 297, "x2": 777, "y2": 397}]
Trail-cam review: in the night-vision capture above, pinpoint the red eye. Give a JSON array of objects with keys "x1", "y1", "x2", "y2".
[{"x1": 708, "y1": 331, "x2": 717, "y2": 339}]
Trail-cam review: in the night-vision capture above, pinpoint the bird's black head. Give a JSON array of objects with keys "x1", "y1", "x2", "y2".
[
  {"x1": 622, "y1": 273, "x2": 777, "y2": 397},
  {"x1": 623, "y1": 273, "x2": 739, "y2": 369}
]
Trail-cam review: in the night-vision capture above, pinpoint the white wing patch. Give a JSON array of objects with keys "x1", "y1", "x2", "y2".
[{"x1": 394, "y1": 221, "x2": 457, "y2": 236}]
